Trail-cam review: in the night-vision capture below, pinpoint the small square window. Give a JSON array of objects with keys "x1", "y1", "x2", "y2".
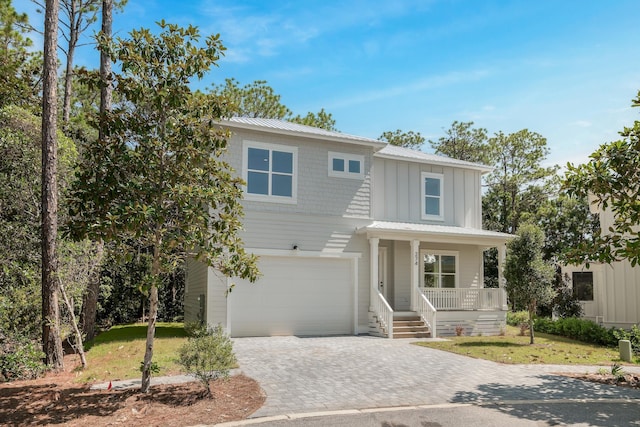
[{"x1": 328, "y1": 152, "x2": 364, "y2": 179}]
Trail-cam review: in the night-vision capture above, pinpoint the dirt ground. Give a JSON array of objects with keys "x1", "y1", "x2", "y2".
[
  {"x1": 0, "y1": 355, "x2": 265, "y2": 427},
  {"x1": 561, "y1": 372, "x2": 640, "y2": 390}
]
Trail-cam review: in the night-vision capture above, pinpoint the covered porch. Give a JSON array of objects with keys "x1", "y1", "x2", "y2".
[{"x1": 358, "y1": 221, "x2": 514, "y2": 338}]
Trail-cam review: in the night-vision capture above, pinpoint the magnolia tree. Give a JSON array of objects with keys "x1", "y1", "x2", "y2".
[
  {"x1": 66, "y1": 22, "x2": 258, "y2": 393},
  {"x1": 564, "y1": 91, "x2": 640, "y2": 267}
]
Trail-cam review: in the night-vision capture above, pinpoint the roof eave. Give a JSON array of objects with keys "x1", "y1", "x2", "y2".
[
  {"x1": 373, "y1": 152, "x2": 493, "y2": 173},
  {"x1": 220, "y1": 120, "x2": 387, "y2": 149}
]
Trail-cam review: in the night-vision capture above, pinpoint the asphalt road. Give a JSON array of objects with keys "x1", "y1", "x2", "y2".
[{"x1": 216, "y1": 400, "x2": 640, "y2": 427}]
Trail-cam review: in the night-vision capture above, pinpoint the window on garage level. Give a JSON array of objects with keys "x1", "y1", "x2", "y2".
[
  {"x1": 328, "y1": 152, "x2": 364, "y2": 179},
  {"x1": 572, "y1": 272, "x2": 594, "y2": 301},
  {"x1": 420, "y1": 250, "x2": 458, "y2": 288},
  {"x1": 243, "y1": 141, "x2": 297, "y2": 203}
]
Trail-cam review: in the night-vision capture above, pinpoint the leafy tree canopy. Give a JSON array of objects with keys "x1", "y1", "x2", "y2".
[
  {"x1": 504, "y1": 223, "x2": 555, "y2": 344},
  {"x1": 564, "y1": 91, "x2": 640, "y2": 266},
  {"x1": 379, "y1": 129, "x2": 425, "y2": 149},
  {"x1": 429, "y1": 120, "x2": 488, "y2": 164}
]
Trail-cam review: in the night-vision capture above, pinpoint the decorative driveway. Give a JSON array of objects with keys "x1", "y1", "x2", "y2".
[{"x1": 232, "y1": 335, "x2": 640, "y2": 418}]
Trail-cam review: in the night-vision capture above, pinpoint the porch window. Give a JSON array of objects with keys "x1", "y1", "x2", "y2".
[
  {"x1": 243, "y1": 141, "x2": 297, "y2": 203},
  {"x1": 421, "y1": 250, "x2": 457, "y2": 288},
  {"x1": 421, "y1": 172, "x2": 443, "y2": 220},
  {"x1": 572, "y1": 272, "x2": 593, "y2": 301}
]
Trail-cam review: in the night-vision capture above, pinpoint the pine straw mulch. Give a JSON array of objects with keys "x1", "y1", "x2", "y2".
[
  {"x1": 560, "y1": 372, "x2": 640, "y2": 390},
  {"x1": 0, "y1": 356, "x2": 265, "y2": 427}
]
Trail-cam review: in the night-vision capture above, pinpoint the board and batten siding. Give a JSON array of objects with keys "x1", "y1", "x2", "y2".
[
  {"x1": 238, "y1": 211, "x2": 371, "y2": 332},
  {"x1": 390, "y1": 241, "x2": 484, "y2": 311},
  {"x1": 373, "y1": 157, "x2": 482, "y2": 227},
  {"x1": 224, "y1": 129, "x2": 374, "y2": 219},
  {"x1": 184, "y1": 258, "x2": 207, "y2": 324}
]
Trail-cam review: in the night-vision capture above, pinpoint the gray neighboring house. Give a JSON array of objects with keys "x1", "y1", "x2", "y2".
[{"x1": 185, "y1": 118, "x2": 514, "y2": 338}]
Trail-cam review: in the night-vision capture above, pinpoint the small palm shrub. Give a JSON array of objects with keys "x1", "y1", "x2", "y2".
[{"x1": 178, "y1": 324, "x2": 236, "y2": 398}]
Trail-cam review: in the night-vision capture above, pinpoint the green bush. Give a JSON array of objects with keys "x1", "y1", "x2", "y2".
[
  {"x1": 613, "y1": 324, "x2": 640, "y2": 354},
  {"x1": 507, "y1": 311, "x2": 529, "y2": 327},
  {"x1": 0, "y1": 334, "x2": 46, "y2": 381},
  {"x1": 178, "y1": 324, "x2": 236, "y2": 398},
  {"x1": 533, "y1": 317, "x2": 619, "y2": 348}
]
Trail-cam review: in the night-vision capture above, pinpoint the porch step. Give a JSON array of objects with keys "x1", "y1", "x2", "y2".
[{"x1": 392, "y1": 312, "x2": 431, "y2": 339}]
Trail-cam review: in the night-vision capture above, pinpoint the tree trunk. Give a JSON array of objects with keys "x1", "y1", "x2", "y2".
[
  {"x1": 140, "y1": 238, "x2": 160, "y2": 393},
  {"x1": 61, "y1": 9, "x2": 77, "y2": 126},
  {"x1": 528, "y1": 300, "x2": 536, "y2": 345},
  {"x1": 42, "y1": 0, "x2": 64, "y2": 370},
  {"x1": 60, "y1": 279, "x2": 87, "y2": 368}
]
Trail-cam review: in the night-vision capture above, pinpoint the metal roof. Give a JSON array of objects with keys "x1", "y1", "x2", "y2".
[
  {"x1": 223, "y1": 117, "x2": 386, "y2": 148},
  {"x1": 358, "y1": 221, "x2": 514, "y2": 246},
  {"x1": 376, "y1": 144, "x2": 493, "y2": 173}
]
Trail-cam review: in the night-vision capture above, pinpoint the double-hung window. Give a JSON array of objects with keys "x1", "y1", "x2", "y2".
[
  {"x1": 420, "y1": 250, "x2": 458, "y2": 288},
  {"x1": 328, "y1": 152, "x2": 364, "y2": 179},
  {"x1": 243, "y1": 141, "x2": 297, "y2": 203},
  {"x1": 421, "y1": 172, "x2": 443, "y2": 220}
]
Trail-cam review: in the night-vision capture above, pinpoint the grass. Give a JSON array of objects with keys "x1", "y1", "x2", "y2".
[
  {"x1": 75, "y1": 322, "x2": 188, "y2": 383},
  {"x1": 415, "y1": 325, "x2": 638, "y2": 365}
]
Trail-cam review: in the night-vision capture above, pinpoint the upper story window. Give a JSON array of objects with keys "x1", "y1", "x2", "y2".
[
  {"x1": 421, "y1": 172, "x2": 443, "y2": 220},
  {"x1": 420, "y1": 250, "x2": 458, "y2": 288},
  {"x1": 328, "y1": 152, "x2": 364, "y2": 179},
  {"x1": 243, "y1": 141, "x2": 297, "y2": 204}
]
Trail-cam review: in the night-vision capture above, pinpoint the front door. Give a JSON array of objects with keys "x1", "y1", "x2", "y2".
[{"x1": 378, "y1": 247, "x2": 388, "y2": 300}]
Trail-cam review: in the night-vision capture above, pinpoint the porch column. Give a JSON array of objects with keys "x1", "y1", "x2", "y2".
[
  {"x1": 497, "y1": 243, "x2": 507, "y2": 310},
  {"x1": 410, "y1": 239, "x2": 420, "y2": 311},
  {"x1": 497, "y1": 244, "x2": 506, "y2": 288},
  {"x1": 369, "y1": 237, "x2": 379, "y2": 310}
]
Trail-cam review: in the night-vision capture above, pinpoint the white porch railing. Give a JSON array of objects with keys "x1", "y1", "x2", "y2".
[
  {"x1": 372, "y1": 290, "x2": 394, "y2": 339},
  {"x1": 421, "y1": 288, "x2": 507, "y2": 311},
  {"x1": 413, "y1": 286, "x2": 437, "y2": 338}
]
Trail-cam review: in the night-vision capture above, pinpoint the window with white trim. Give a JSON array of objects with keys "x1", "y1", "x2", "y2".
[
  {"x1": 328, "y1": 152, "x2": 364, "y2": 179},
  {"x1": 420, "y1": 250, "x2": 458, "y2": 288},
  {"x1": 243, "y1": 141, "x2": 297, "y2": 203},
  {"x1": 421, "y1": 172, "x2": 443, "y2": 220}
]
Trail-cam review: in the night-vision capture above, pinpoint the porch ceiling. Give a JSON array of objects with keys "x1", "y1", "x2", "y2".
[{"x1": 357, "y1": 221, "x2": 515, "y2": 248}]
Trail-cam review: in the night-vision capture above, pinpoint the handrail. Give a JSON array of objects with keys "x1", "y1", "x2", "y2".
[
  {"x1": 421, "y1": 288, "x2": 507, "y2": 311},
  {"x1": 414, "y1": 286, "x2": 437, "y2": 338},
  {"x1": 372, "y1": 290, "x2": 394, "y2": 339}
]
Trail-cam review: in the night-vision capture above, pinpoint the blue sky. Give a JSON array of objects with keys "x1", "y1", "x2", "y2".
[{"x1": 16, "y1": 0, "x2": 640, "y2": 167}]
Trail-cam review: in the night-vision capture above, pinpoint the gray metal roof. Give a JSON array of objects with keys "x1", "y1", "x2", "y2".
[
  {"x1": 223, "y1": 117, "x2": 386, "y2": 147},
  {"x1": 376, "y1": 144, "x2": 493, "y2": 173}
]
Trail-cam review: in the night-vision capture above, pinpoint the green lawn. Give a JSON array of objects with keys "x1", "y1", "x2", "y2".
[
  {"x1": 76, "y1": 322, "x2": 188, "y2": 383},
  {"x1": 415, "y1": 326, "x2": 638, "y2": 365}
]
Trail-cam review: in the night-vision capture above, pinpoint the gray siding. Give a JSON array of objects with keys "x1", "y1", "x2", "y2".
[
  {"x1": 225, "y1": 129, "x2": 374, "y2": 218},
  {"x1": 373, "y1": 157, "x2": 482, "y2": 227},
  {"x1": 207, "y1": 269, "x2": 229, "y2": 329},
  {"x1": 184, "y1": 258, "x2": 207, "y2": 324}
]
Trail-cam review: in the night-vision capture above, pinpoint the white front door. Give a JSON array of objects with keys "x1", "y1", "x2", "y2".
[{"x1": 378, "y1": 247, "x2": 388, "y2": 299}]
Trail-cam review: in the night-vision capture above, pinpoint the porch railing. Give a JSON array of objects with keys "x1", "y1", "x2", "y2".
[
  {"x1": 413, "y1": 286, "x2": 437, "y2": 338},
  {"x1": 421, "y1": 288, "x2": 507, "y2": 311},
  {"x1": 373, "y1": 290, "x2": 394, "y2": 339}
]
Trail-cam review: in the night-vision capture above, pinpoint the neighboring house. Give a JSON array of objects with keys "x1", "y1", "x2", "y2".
[
  {"x1": 563, "y1": 201, "x2": 640, "y2": 329},
  {"x1": 185, "y1": 118, "x2": 514, "y2": 338}
]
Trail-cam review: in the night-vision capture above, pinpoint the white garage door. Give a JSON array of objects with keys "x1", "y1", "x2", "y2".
[{"x1": 228, "y1": 256, "x2": 354, "y2": 337}]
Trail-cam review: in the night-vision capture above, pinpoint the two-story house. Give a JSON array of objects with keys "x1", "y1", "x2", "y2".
[{"x1": 185, "y1": 118, "x2": 514, "y2": 338}]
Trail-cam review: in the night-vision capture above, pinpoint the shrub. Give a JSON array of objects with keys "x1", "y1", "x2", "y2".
[
  {"x1": 533, "y1": 317, "x2": 619, "y2": 347},
  {"x1": 613, "y1": 324, "x2": 640, "y2": 354},
  {"x1": 507, "y1": 311, "x2": 529, "y2": 327},
  {"x1": 0, "y1": 334, "x2": 46, "y2": 381},
  {"x1": 178, "y1": 324, "x2": 236, "y2": 398}
]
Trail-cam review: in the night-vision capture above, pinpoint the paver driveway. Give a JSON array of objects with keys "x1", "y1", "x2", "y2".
[{"x1": 232, "y1": 335, "x2": 640, "y2": 418}]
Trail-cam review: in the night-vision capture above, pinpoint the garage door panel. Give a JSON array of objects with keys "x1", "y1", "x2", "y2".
[{"x1": 229, "y1": 256, "x2": 353, "y2": 337}]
